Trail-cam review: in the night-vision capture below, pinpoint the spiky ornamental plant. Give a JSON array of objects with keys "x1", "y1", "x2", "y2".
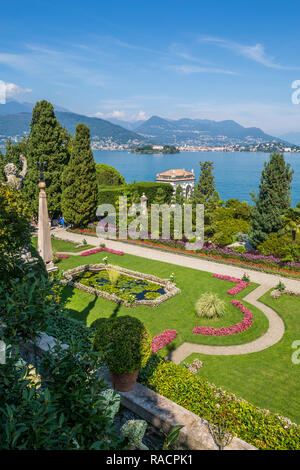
[
  {"x1": 195, "y1": 293, "x2": 225, "y2": 319},
  {"x1": 22, "y1": 101, "x2": 70, "y2": 216},
  {"x1": 61, "y1": 123, "x2": 98, "y2": 227},
  {"x1": 249, "y1": 153, "x2": 294, "y2": 249}
]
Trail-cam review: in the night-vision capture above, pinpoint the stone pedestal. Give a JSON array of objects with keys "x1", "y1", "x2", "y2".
[{"x1": 37, "y1": 182, "x2": 57, "y2": 272}]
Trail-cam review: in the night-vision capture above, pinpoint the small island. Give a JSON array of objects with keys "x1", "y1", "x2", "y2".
[{"x1": 131, "y1": 144, "x2": 180, "y2": 154}]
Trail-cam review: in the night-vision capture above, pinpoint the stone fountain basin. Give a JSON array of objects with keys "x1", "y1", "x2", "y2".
[{"x1": 62, "y1": 263, "x2": 181, "y2": 307}]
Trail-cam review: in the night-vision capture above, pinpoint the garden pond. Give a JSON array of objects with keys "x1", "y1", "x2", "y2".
[{"x1": 75, "y1": 270, "x2": 166, "y2": 302}]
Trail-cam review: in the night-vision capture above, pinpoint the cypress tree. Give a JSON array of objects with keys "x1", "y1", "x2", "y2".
[
  {"x1": 22, "y1": 100, "x2": 70, "y2": 216},
  {"x1": 173, "y1": 185, "x2": 185, "y2": 205},
  {"x1": 249, "y1": 153, "x2": 294, "y2": 248},
  {"x1": 192, "y1": 161, "x2": 221, "y2": 220},
  {"x1": 153, "y1": 187, "x2": 166, "y2": 205},
  {"x1": 192, "y1": 161, "x2": 219, "y2": 205},
  {"x1": 61, "y1": 123, "x2": 98, "y2": 227}
]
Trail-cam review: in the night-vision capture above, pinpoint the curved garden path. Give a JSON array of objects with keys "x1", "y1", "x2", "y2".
[
  {"x1": 52, "y1": 228, "x2": 300, "y2": 363},
  {"x1": 170, "y1": 284, "x2": 285, "y2": 363}
]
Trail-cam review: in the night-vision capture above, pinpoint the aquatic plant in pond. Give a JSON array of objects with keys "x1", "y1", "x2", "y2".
[{"x1": 75, "y1": 270, "x2": 165, "y2": 302}]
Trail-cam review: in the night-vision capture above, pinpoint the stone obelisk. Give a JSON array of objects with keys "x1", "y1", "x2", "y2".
[{"x1": 37, "y1": 163, "x2": 57, "y2": 272}]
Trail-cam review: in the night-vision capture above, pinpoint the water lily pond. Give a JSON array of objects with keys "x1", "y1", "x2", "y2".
[{"x1": 75, "y1": 270, "x2": 166, "y2": 302}]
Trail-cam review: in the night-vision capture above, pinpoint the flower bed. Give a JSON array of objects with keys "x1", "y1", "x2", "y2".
[
  {"x1": 120, "y1": 238, "x2": 300, "y2": 278},
  {"x1": 80, "y1": 247, "x2": 124, "y2": 256},
  {"x1": 193, "y1": 299, "x2": 253, "y2": 336},
  {"x1": 193, "y1": 274, "x2": 253, "y2": 336},
  {"x1": 57, "y1": 254, "x2": 69, "y2": 259},
  {"x1": 152, "y1": 330, "x2": 177, "y2": 352},
  {"x1": 212, "y1": 273, "x2": 250, "y2": 295}
]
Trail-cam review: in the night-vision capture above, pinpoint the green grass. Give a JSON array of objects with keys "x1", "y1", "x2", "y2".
[
  {"x1": 56, "y1": 251, "x2": 268, "y2": 348},
  {"x1": 183, "y1": 292, "x2": 300, "y2": 424},
  {"x1": 31, "y1": 236, "x2": 93, "y2": 253}
]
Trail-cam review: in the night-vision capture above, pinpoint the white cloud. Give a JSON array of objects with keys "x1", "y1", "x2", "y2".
[
  {"x1": 134, "y1": 110, "x2": 148, "y2": 121},
  {"x1": 199, "y1": 36, "x2": 298, "y2": 70},
  {"x1": 4, "y1": 82, "x2": 32, "y2": 99},
  {"x1": 93, "y1": 108, "x2": 148, "y2": 122},
  {"x1": 167, "y1": 64, "x2": 237, "y2": 75}
]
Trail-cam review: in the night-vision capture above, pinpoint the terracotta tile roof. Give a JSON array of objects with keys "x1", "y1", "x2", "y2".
[{"x1": 156, "y1": 168, "x2": 195, "y2": 179}]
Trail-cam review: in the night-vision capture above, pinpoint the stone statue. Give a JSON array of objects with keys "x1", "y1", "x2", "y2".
[{"x1": 4, "y1": 154, "x2": 28, "y2": 189}]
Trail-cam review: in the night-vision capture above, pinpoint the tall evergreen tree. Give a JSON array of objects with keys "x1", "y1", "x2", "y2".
[
  {"x1": 153, "y1": 187, "x2": 166, "y2": 205},
  {"x1": 61, "y1": 123, "x2": 98, "y2": 227},
  {"x1": 249, "y1": 153, "x2": 294, "y2": 248},
  {"x1": 22, "y1": 100, "x2": 70, "y2": 216},
  {"x1": 192, "y1": 161, "x2": 219, "y2": 205},
  {"x1": 173, "y1": 185, "x2": 185, "y2": 205}
]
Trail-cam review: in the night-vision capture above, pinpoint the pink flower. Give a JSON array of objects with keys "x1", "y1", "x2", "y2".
[
  {"x1": 212, "y1": 274, "x2": 250, "y2": 295},
  {"x1": 80, "y1": 247, "x2": 124, "y2": 257},
  {"x1": 152, "y1": 329, "x2": 177, "y2": 352},
  {"x1": 193, "y1": 300, "x2": 253, "y2": 336}
]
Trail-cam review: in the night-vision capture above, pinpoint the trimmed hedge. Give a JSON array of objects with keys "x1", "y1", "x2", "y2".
[
  {"x1": 139, "y1": 355, "x2": 300, "y2": 450},
  {"x1": 98, "y1": 182, "x2": 173, "y2": 207},
  {"x1": 128, "y1": 182, "x2": 173, "y2": 204},
  {"x1": 98, "y1": 185, "x2": 128, "y2": 206}
]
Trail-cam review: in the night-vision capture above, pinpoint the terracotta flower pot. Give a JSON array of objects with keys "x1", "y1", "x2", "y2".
[{"x1": 110, "y1": 370, "x2": 139, "y2": 392}]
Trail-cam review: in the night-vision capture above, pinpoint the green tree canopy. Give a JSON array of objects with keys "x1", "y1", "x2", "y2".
[
  {"x1": 95, "y1": 163, "x2": 125, "y2": 186},
  {"x1": 192, "y1": 161, "x2": 220, "y2": 210},
  {"x1": 61, "y1": 123, "x2": 98, "y2": 227},
  {"x1": 22, "y1": 100, "x2": 70, "y2": 216},
  {"x1": 280, "y1": 202, "x2": 300, "y2": 244},
  {"x1": 249, "y1": 153, "x2": 294, "y2": 248}
]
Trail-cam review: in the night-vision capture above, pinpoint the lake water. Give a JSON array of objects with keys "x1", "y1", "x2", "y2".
[{"x1": 93, "y1": 150, "x2": 300, "y2": 205}]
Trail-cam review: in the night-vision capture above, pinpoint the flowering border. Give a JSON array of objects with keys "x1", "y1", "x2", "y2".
[
  {"x1": 212, "y1": 273, "x2": 250, "y2": 295},
  {"x1": 193, "y1": 274, "x2": 253, "y2": 336},
  {"x1": 152, "y1": 329, "x2": 177, "y2": 352},
  {"x1": 80, "y1": 247, "x2": 124, "y2": 256},
  {"x1": 193, "y1": 299, "x2": 254, "y2": 336}
]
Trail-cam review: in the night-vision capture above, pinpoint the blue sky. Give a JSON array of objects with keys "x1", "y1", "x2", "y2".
[{"x1": 1, "y1": 0, "x2": 300, "y2": 135}]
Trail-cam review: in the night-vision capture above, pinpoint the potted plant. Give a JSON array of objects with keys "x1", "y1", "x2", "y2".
[{"x1": 92, "y1": 316, "x2": 152, "y2": 392}]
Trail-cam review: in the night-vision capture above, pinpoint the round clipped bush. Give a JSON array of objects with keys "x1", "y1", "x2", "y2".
[
  {"x1": 92, "y1": 316, "x2": 152, "y2": 374},
  {"x1": 195, "y1": 293, "x2": 225, "y2": 319}
]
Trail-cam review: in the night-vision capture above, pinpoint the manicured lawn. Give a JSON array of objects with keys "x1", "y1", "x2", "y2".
[
  {"x1": 31, "y1": 236, "x2": 93, "y2": 252},
  {"x1": 56, "y1": 251, "x2": 269, "y2": 348},
  {"x1": 184, "y1": 292, "x2": 300, "y2": 424}
]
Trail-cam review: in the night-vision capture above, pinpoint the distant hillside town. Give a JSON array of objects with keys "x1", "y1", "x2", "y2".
[{"x1": 0, "y1": 101, "x2": 299, "y2": 152}]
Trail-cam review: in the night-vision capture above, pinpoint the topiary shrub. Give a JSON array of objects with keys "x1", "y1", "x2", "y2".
[
  {"x1": 92, "y1": 316, "x2": 152, "y2": 374},
  {"x1": 195, "y1": 293, "x2": 225, "y2": 319}
]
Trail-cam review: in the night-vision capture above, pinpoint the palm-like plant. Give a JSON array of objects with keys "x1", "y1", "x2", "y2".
[{"x1": 280, "y1": 203, "x2": 300, "y2": 244}]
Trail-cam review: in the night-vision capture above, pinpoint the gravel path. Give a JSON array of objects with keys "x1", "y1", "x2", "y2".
[
  {"x1": 53, "y1": 228, "x2": 300, "y2": 362},
  {"x1": 170, "y1": 284, "x2": 285, "y2": 363}
]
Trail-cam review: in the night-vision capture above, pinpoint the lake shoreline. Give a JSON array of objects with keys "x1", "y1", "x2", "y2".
[{"x1": 93, "y1": 150, "x2": 300, "y2": 205}]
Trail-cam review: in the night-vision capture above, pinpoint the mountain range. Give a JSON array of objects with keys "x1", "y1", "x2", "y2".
[
  {"x1": 0, "y1": 102, "x2": 144, "y2": 145},
  {"x1": 0, "y1": 100, "x2": 291, "y2": 148},
  {"x1": 117, "y1": 115, "x2": 281, "y2": 146}
]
